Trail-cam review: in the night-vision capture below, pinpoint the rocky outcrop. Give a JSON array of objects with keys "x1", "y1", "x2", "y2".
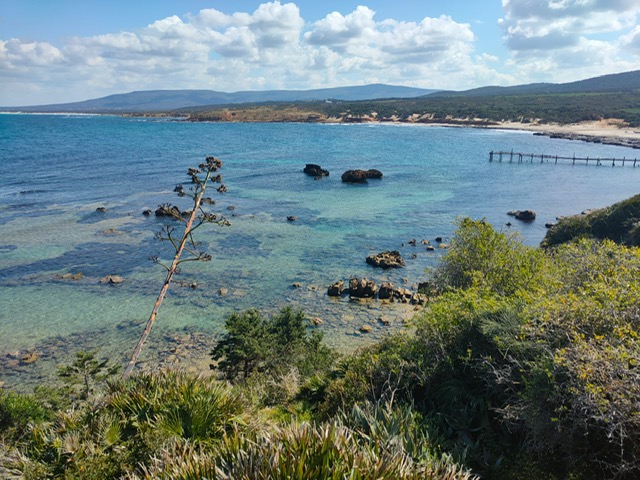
[
  {"x1": 378, "y1": 282, "x2": 395, "y2": 300},
  {"x1": 327, "y1": 280, "x2": 345, "y2": 297},
  {"x1": 155, "y1": 205, "x2": 181, "y2": 218},
  {"x1": 366, "y1": 250, "x2": 405, "y2": 269},
  {"x1": 366, "y1": 169, "x2": 383, "y2": 179},
  {"x1": 508, "y1": 209, "x2": 537, "y2": 221},
  {"x1": 327, "y1": 276, "x2": 432, "y2": 304},
  {"x1": 349, "y1": 277, "x2": 378, "y2": 298},
  {"x1": 341, "y1": 169, "x2": 384, "y2": 183},
  {"x1": 303, "y1": 164, "x2": 329, "y2": 177}
]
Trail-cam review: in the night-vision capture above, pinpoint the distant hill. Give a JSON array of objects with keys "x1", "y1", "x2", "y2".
[
  {"x1": 432, "y1": 70, "x2": 640, "y2": 97},
  {"x1": 0, "y1": 84, "x2": 438, "y2": 113}
]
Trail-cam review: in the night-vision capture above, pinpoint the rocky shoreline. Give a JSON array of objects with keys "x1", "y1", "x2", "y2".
[{"x1": 532, "y1": 131, "x2": 640, "y2": 149}]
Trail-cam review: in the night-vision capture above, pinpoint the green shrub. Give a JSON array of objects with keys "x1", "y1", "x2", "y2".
[
  {"x1": 433, "y1": 218, "x2": 544, "y2": 295},
  {"x1": 211, "y1": 306, "x2": 335, "y2": 381},
  {"x1": 0, "y1": 391, "x2": 50, "y2": 443}
]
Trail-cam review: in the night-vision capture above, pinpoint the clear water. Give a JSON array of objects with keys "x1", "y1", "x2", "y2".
[{"x1": 1, "y1": 114, "x2": 639, "y2": 389}]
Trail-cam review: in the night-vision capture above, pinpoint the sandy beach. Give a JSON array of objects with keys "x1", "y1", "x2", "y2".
[{"x1": 491, "y1": 119, "x2": 640, "y2": 143}]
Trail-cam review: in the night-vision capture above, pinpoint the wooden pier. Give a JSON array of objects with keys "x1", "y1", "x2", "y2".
[{"x1": 489, "y1": 151, "x2": 639, "y2": 167}]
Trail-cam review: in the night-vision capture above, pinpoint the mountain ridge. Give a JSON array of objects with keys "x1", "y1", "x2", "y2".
[
  {"x1": 2, "y1": 70, "x2": 638, "y2": 113},
  {"x1": 1, "y1": 84, "x2": 438, "y2": 113}
]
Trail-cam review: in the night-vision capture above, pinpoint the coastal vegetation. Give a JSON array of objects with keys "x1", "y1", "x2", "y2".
[
  {"x1": 543, "y1": 193, "x2": 640, "y2": 247},
  {"x1": 2, "y1": 199, "x2": 639, "y2": 478},
  {"x1": 174, "y1": 71, "x2": 640, "y2": 127},
  {"x1": 180, "y1": 89, "x2": 640, "y2": 127}
]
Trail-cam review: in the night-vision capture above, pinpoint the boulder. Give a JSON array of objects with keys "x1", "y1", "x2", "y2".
[
  {"x1": 515, "y1": 210, "x2": 536, "y2": 221},
  {"x1": 341, "y1": 169, "x2": 369, "y2": 183},
  {"x1": 327, "y1": 280, "x2": 345, "y2": 297},
  {"x1": 360, "y1": 325, "x2": 373, "y2": 333},
  {"x1": 155, "y1": 205, "x2": 181, "y2": 217},
  {"x1": 366, "y1": 169, "x2": 383, "y2": 179},
  {"x1": 349, "y1": 277, "x2": 378, "y2": 298},
  {"x1": 287, "y1": 216, "x2": 297, "y2": 222},
  {"x1": 303, "y1": 164, "x2": 329, "y2": 177},
  {"x1": 341, "y1": 168, "x2": 384, "y2": 183},
  {"x1": 366, "y1": 250, "x2": 405, "y2": 269},
  {"x1": 378, "y1": 282, "x2": 395, "y2": 300},
  {"x1": 393, "y1": 287, "x2": 413, "y2": 303}
]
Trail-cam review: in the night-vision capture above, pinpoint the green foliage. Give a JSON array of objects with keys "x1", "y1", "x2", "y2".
[
  {"x1": 8, "y1": 371, "x2": 247, "y2": 478},
  {"x1": 433, "y1": 218, "x2": 544, "y2": 296},
  {"x1": 189, "y1": 88, "x2": 640, "y2": 126},
  {"x1": 0, "y1": 391, "x2": 50, "y2": 443},
  {"x1": 544, "y1": 193, "x2": 640, "y2": 247},
  {"x1": 319, "y1": 218, "x2": 640, "y2": 478},
  {"x1": 210, "y1": 306, "x2": 335, "y2": 381},
  {"x1": 136, "y1": 402, "x2": 477, "y2": 480},
  {"x1": 57, "y1": 350, "x2": 119, "y2": 401}
]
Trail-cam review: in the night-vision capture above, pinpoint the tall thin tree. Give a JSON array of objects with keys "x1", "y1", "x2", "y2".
[{"x1": 123, "y1": 156, "x2": 229, "y2": 378}]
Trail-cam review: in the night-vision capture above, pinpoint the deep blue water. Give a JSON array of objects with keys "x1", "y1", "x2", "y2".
[{"x1": 1, "y1": 114, "x2": 639, "y2": 388}]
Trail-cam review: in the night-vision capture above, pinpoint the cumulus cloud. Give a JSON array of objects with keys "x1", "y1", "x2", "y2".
[
  {"x1": 498, "y1": 0, "x2": 640, "y2": 83},
  {"x1": 0, "y1": 2, "x2": 492, "y2": 105},
  {"x1": 3, "y1": 0, "x2": 637, "y2": 106}
]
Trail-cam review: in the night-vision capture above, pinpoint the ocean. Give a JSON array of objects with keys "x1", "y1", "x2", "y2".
[{"x1": 1, "y1": 113, "x2": 639, "y2": 389}]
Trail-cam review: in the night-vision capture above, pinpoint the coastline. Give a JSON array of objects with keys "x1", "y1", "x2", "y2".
[
  {"x1": 374, "y1": 118, "x2": 640, "y2": 148},
  {"x1": 486, "y1": 119, "x2": 640, "y2": 148}
]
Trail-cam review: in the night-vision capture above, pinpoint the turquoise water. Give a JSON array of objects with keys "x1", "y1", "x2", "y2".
[{"x1": 1, "y1": 114, "x2": 639, "y2": 389}]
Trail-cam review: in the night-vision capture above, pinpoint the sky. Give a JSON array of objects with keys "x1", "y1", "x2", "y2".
[{"x1": 1, "y1": 0, "x2": 639, "y2": 106}]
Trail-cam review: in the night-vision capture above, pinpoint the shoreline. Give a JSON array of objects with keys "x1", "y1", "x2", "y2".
[
  {"x1": 484, "y1": 119, "x2": 640, "y2": 149},
  {"x1": 372, "y1": 118, "x2": 640, "y2": 149}
]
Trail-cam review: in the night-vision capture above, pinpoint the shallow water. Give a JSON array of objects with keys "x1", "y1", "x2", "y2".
[{"x1": 1, "y1": 114, "x2": 639, "y2": 390}]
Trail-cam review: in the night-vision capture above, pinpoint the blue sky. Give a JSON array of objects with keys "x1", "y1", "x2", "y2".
[{"x1": 1, "y1": 1, "x2": 639, "y2": 106}]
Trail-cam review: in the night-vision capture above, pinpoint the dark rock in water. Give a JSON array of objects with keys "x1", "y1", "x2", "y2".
[
  {"x1": 304, "y1": 164, "x2": 329, "y2": 177},
  {"x1": 96, "y1": 207, "x2": 107, "y2": 212},
  {"x1": 366, "y1": 250, "x2": 405, "y2": 269},
  {"x1": 435, "y1": 236, "x2": 443, "y2": 243},
  {"x1": 393, "y1": 287, "x2": 413, "y2": 303},
  {"x1": 545, "y1": 222, "x2": 556, "y2": 228},
  {"x1": 349, "y1": 277, "x2": 378, "y2": 298},
  {"x1": 155, "y1": 205, "x2": 181, "y2": 217},
  {"x1": 341, "y1": 168, "x2": 384, "y2": 183},
  {"x1": 515, "y1": 210, "x2": 536, "y2": 221},
  {"x1": 327, "y1": 280, "x2": 345, "y2": 297},
  {"x1": 287, "y1": 216, "x2": 297, "y2": 222},
  {"x1": 341, "y1": 169, "x2": 369, "y2": 183},
  {"x1": 366, "y1": 169, "x2": 383, "y2": 179},
  {"x1": 378, "y1": 282, "x2": 395, "y2": 300},
  {"x1": 142, "y1": 209, "x2": 152, "y2": 216}
]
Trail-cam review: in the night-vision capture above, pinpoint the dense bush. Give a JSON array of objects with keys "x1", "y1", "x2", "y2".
[
  {"x1": 210, "y1": 306, "x2": 335, "y2": 382},
  {"x1": 543, "y1": 193, "x2": 640, "y2": 247},
  {"x1": 319, "y1": 219, "x2": 640, "y2": 478}
]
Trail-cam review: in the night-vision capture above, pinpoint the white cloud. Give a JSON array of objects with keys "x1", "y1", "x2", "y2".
[
  {"x1": 498, "y1": 0, "x2": 640, "y2": 83},
  {"x1": 2, "y1": 1, "x2": 637, "y2": 106},
  {"x1": 621, "y1": 25, "x2": 640, "y2": 54}
]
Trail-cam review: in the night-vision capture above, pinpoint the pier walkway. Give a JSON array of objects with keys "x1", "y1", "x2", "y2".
[{"x1": 489, "y1": 151, "x2": 639, "y2": 167}]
